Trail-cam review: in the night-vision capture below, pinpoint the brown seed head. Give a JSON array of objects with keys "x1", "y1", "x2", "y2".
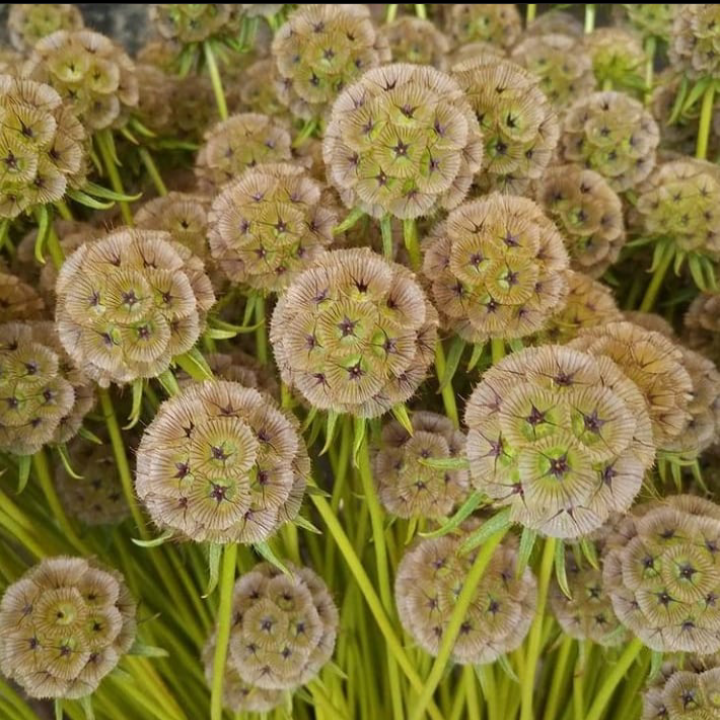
[
  {"x1": 685, "y1": 292, "x2": 720, "y2": 364},
  {"x1": 8, "y1": 4, "x2": 83, "y2": 52},
  {"x1": 670, "y1": 4, "x2": 720, "y2": 80},
  {"x1": 379, "y1": 17, "x2": 451, "y2": 69},
  {"x1": 150, "y1": 4, "x2": 239, "y2": 44},
  {"x1": 617, "y1": 4, "x2": 675, "y2": 42},
  {"x1": 0, "y1": 272, "x2": 45, "y2": 322},
  {"x1": 584, "y1": 28, "x2": 647, "y2": 97},
  {"x1": 525, "y1": 11, "x2": 583, "y2": 39},
  {"x1": 446, "y1": 4, "x2": 522, "y2": 49}
]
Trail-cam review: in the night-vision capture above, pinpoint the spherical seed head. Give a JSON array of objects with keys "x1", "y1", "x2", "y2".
[
  {"x1": 465, "y1": 345, "x2": 655, "y2": 539},
  {"x1": 54, "y1": 228, "x2": 215, "y2": 387},
  {"x1": 8, "y1": 4, "x2": 84, "y2": 52},
  {"x1": 0, "y1": 75, "x2": 87, "y2": 219},
  {"x1": 634, "y1": 160, "x2": 720, "y2": 259},
  {"x1": 0, "y1": 321, "x2": 93, "y2": 456},
  {"x1": 324, "y1": 63, "x2": 483, "y2": 220},
  {"x1": 570, "y1": 321, "x2": 694, "y2": 448},
  {"x1": 604, "y1": 495, "x2": 720, "y2": 654},
  {"x1": 625, "y1": 311, "x2": 676, "y2": 338},
  {"x1": 452, "y1": 58, "x2": 560, "y2": 195},
  {"x1": 395, "y1": 532, "x2": 537, "y2": 664},
  {"x1": 228, "y1": 563, "x2": 338, "y2": 690},
  {"x1": 584, "y1": 28, "x2": 647, "y2": 96},
  {"x1": 209, "y1": 163, "x2": 336, "y2": 293},
  {"x1": 0, "y1": 272, "x2": 45, "y2": 322},
  {"x1": 228, "y1": 59, "x2": 290, "y2": 119},
  {"x1": 272, "y1": 4, "x2": 390, "y2": 121},
  {"x1": 169, "y1": 75, "x2": 218, "y2": 142},
  {"x1": 24, "y1": 30, "x2": 139, "y2": 132},
  {"x1": 136, "y1": 381, "x2": 308, "y2": 544},
  {"x1": 0, "y1": 556, "x2": 136, "y2": 699},
  {"x1": 449, "y1": 40, "x2": 507, "y2": 68},
  {"x1": 511, "y1": 34, "x2": 596, "y2": 112},
  {"x1": 195, "y1": 113, "x2": 292, "y2": 192},
  {"x1": 134, "y1": 64, "x2": 174, "y2": 135},
  {"x1": 150, "y1": 4, "x2": 238, "y2": 44},
  {"x1": 422, "y1": 194, "x2": 570, "y2": 344},
  {"x1": 374, "y1": 411, "x2": 469, "y2": 519},
  {"x1": 685, "y1": 292, "x2": 720, "y2": 364},
  {"x1": 560, "y1": 91, "x2": 659, "y2": 193},
  {"x1": 242, "y1": 5, "x2": 284, "y2": 19},
  {"x1": 619, "y1": 4, "x2": 675, "y2": 41},
  {"x1": 671, "y1": 4, "x2": 720, "y2": 80},
  {"x1": 270, "y1": 248, "x2": 438, "y2": 418},
  {"x1": 526, "y1": 11, "x2": 583, "y2": 39},
  {"x1": 536, "y1": 165, "x2": 626, "y2": 278},
  {"x1": 379, "y1": 17, "x2": 451, "y2": 69},
  {"x1": 446, "y1": 4, "x2": 522, "y2": 49}
]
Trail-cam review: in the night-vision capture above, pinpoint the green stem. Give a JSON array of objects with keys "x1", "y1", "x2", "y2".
[
  {"x1": 204, "y1": 41, "x2": 228, "y2": 121},
  {"x1": 584, "y1": 4, "x2": 595, "y2": 34},
  {"x1": 139, "y1": 147, "x2": 168, "y2": 196},
  {"x1": 521, "y1": 537, "x2": 556, "y2": 720},
  {"x1": 402, "y1": 218, "x2": 421, "y2": 271},
  {"x1": 464, "y1": 665, "x2": 481, "y2": 720},
  {"x1": 414, "y1": 4, "x2": 427, "y2": 19},
  {"x1": 573, "y1": 646, "x2": 586, "y2": 720},
  {"x1": 381, "y1": 215, "x2": 393, "y2": 261},
  {"x1": 255, "y1": 295, "x2": 268, "y2": 365},
  {"x1": 47, "y1": 222, "x2": 65, "y2": 270},
  {"x1": 542, "y1": 634, "x2": 574, "y2": 720},
  {"x1": 96, "y1": 129, "x2": 134, "y2": 226},
  {"x1": 410, "y1": 528, "x2": 508, "y2": 720},
  {"x1": 602, "y1": 78, "x2": 613, "y2": 92},
  {"x1": 697, "y1": 82, "x2": 716, "y2": 160},
  {"x1": 478, "y1": 664, "x2": 498, "y2": 720},
  {"x1": 491, "y1": 338, "x2": 505, "y2": 364},
  {"x1": 210, "y1": 543, "x2": 238, "y2": 720},
  {"x1": 639, "y1": 243, "x2": 674, "y2": 312},
  {"x1": 292, "y1": 118, "x2": 319, "y2": 148},
  {"x1": 434, "y1": 341, "x2": 459, "y2": 428},
  {"x1": 644, "y1": 36, "x2": 656, "y2": 94},
  {"x1": 386, "y1": 4, "x2": 398, "y2": 22},
  {"x1": 526, "y1": 4, "x2": 536, "y2": 23},
  {"x1": 56, "y1": 199, "x2": 74, "y2": 220}
]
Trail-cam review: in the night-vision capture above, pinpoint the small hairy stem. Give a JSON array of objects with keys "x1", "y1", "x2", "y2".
[
  {"x1": 526, "y1": 4, "x2": 536, "y2": 23},
  {"x1": 644, "y1": 36, "x2": 656, "y2": 94},
  {"x1": 203, "y1": 41, "x2": 228, "y2": 121},
  {"x1": 697, "y1": 82, "x2": 716, "y2": 160},
  {"x1": 386, "y1": 4, "x2": 398, "y2": 23}
]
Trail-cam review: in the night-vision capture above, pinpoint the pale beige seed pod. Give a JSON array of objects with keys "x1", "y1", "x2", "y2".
[
  {"x1": 8, "y1": 4, "x2": 83, "y2": 52},
  {"x1": 618, "y1": 4, "x2": 675, "y2": 42},
  {"x1": 150, "y1": 4, "x2": 239, "y2": 44},
  {"x1": 670, "y1": 4, "x2": 720, "y2": 80},
  {"x1": 446, "y1": 4, "x2": 522, "y2": 49},
  {"x1": 0, "y1": 556, "x2": 136, "y2": 699},
  {"x1": 379, "y1": 17, "x2": 450, "y2": 69},
  {"x1": 448, "y1": 40, "x2": 506, "y2": 68},
  {"x1": 584, "y1": 28, "x2": 647, "y2": 97},
  {"x1": 625, "y1": 311, "x2": 676, "y2": 338},
  {"x1": 685, "y1": 292, "x2": 720, "y2": 364},
  {"x1": 526, "y1": 11, "x2": 583, "y2": 39},
  {"x1": 0, "y1": 272, "x2": 45, "y2": 322}
]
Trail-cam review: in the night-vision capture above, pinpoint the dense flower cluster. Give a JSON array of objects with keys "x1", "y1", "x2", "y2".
[
  {"x1": 445, "y1": 4, "x2": 522, "y2": 49},
  {"x1": 584, "y1": 27, "x2": 647, "y2": 95},
  {"x1": 379, "y1": 17, "x2": 450, "y2": 69},
  {"x1": 685, "y1": 291, "x2": 720, "y2": 363},
  {"x1": 670, "y1": 4, "x2": 720, "y2": 80},
  {"x1": 619, "y1": 4, "x2": 674, "y2": 41},
  {"x1": 0, "y1": 271, "x2": 45, "y2": 322},
  {"x1": 150, "y1": 4, "x2": 239, "y2": 44},
  {"x1": 8, "y1": 4, "x2": 83, "y2": 52}
]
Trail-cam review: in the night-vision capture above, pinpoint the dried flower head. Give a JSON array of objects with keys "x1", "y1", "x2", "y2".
[
  {"x1": 559, "y1": 91, "x2": 659, "y2": 192},
  {"x1": 136, "y1": 381, "x2": 308, "y2": 544},
  {"x1": 422, "y1": 194, "x2": 570, "y2": 344},
  {"x1": 0, "y1": 75, "x2": 87, "y2": 219},
  {"x1": 604, "y1": 495, "x2": 720, "y2": 654},
  {"x1": 395, "y1": 532, "x2": 537, "y2": 664},
  {"x1": 242, "y1": 5, "x2": 284, "y2": 19},
  {"x1": 670, "y1": 4, "x2": 720, "y2": 80},
  {"x1": 208, "y1": 163, "x2": 336, "y2": 293},
  {"x1": 466, "y1": 345, "x2": 655, "y2": 538},
  {"x1": 133, "y1": 64, "x2": 174, "y2": 135},
  {"x1": 618, "y1": 4, "x2": 675, "y2": 41},
  {"x1": 323, "y1": 63, "x2": 483, "y2": 219},
  {"x1": 272, "y1": 4, "x2": 390, "y2": 121},
  {"x1": 150, "y1": 4, "x2": 238, "y2": 44},
  {"x1": 536, "y1": 165, "x2": 626, "y2": 278},
  {"x1": 511, "y1": 34, "x2": 596, "y2": 112},
  {"x1": 8, "y1": 4, "x2": 84, "y2": 52},
  {"x1": 228, "y1": 563, "x2": 338, "y2": 689},
  {"x1": 374, "y1": 411, "x2": 468, "y2": 519},
  {"x1": 651, "y1": 71, "x2": 704, "y2": 156},
  {"x1": 625, "y1": 311, "x2": 676, "y2": 338},
  {"x1": 170, "y1": 74, "x2": 218, "y2": 142},
  {"x1": 0, "y1": 272, "x2": 45, "y2": 322},
  {"x1": 379, "y1": 17, "x2": 450, "y2": 69},
  {"x1": 227, "y1": 59, "x2": 289, "y2": 119},
  {"x1": 0, "y1": 556, "x2": 136, "y2": 699},
  {"x1": 270, "y1": 248, "x2": 437, "y2": 417},
  {"x1": 446, "y1": 4, "x2": 522, "y2": 49},
  {"x1": 449, "y1": 40, "x2": 506, "y2": 67},
  {"x1": 634, "y1": 160, "x2": 720, "y2": 260},
  {"x1": 195, "y1": 113, "x2": 292, "y2": 192},
  {"x1": 452, "y1": 58, "x2": 560, "y2": 194},
  {"x1": 0, "y1": 321, "x2": 93, "y2": 456},
  {"x1": 584, "y1": 28, "x2": 647, "y2": 96},
  {"x1": 526, "y1": 11, "x2": 583, "y2": 39},
  {"x1": 570, "y1": 321, "x2": 694, "y2": 448},
  {"x1": 55, "y1": 228, "x2": 215, "y2": 386},
  {"x1": 25, "y1": 30, "x2": 139, "y2": 131},
  {"x1": 685, "y1": 292, "x2": 720, "y2": 363}
]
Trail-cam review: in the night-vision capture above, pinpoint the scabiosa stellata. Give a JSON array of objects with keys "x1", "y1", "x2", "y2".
[
  {"x1": 227, "y1": 563, "x2": 338, "y2": 689},
  {"x1": 270, "y1": 248, "x2": 438, "y2": 417},
  {"x1": 374, "y1": 411, "x2": 468, "y2": 519},
  {"x1": 526, "y1": 11, "x2": 583, "y2": 39},
  {"x1": 0, "y1": 271, "x2": 45, "y2": 322},
  {"x1": 465, "y1": 345, "x2": 655, "y2": 538},
  {"x1": 618, "y1": 4, "x2": 675, "y2": 43},
  {"x1": 8, "y1": 4, "x2": 83, "y2": 52},
  {"x1": 150, "y1": 4, "x2": 238, "y2": 44},
  {"x1": 685, "y1": 292, "x2": 720, "y2": 364},
  {"x1": 584, "y1": 28, "x2": 647, "y2": 96},
  {"x1": 54, "y1": 228, "x2": 215, "y2": 387},
  {"x1": 445, "y1": 4, "x2": 522, "y2": 50},
  {"x1": 422, "y1": 194, "x2": 570, "y2": 344},
  {"x1": 0, "y1": 557, "x2": 136, "y2": 699},
  {"x1": 395, "y1": 532, "x2": 537, "y2": 664},
  {"x1": 670, "y1": 4, "x2": 720, "y2": 80},
  {"x1": 136, "y1": 381, "x2": 308, "y2": 544},
  {"x1": 379, "y1": 17, "x2": 450, "y2": 69}
]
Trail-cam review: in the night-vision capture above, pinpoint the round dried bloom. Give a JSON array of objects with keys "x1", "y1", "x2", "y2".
[
  {"x1": 670, "y1": 4, "x2": 720, "y2": 80},
  {"x1": 25, "y1": 30, "x2": 139, "y2": 132},
  {"x1": 617, "y1": 4, "x2": 675, "y2": 41},
  {"x1": 150, "y1": 4, "x2": 238, "y2": 44},
  {"x1": 559, "y1": 91, "x2": 659, "y2": 193},
  {"x1": 170, "y1": 75, "x2": 218, "y2": 141},
  {"x1": 625, "y1": 311, "x2": 676, "y2": 338},
  {"x1": 55, "y1": 228, "x2": 215, "y2": 386},
  {"x1": 228, "y1": 563, "x2": 338, "y2": 689},
  {"x1": 270, "y1": 248, "x2": 438, "y2": 417},
  {"x1": 195, "y1": 113, "x2": 292, "y2": 191},
  {"x1": 242, "y1": 5, "x2": 284, "y2": 19},
  {"x1": 652, "y1": 71, "x2": 704, "y2": 156},
  {"x1": 374, "y1": 411, "x2": 468, "y2": 519},
  {"x1": 445, "y1": 4, "x2": 522, "y2": 50},
  {"x1": 634, "y1": 159, "x2": 720, "y2": 260},
  {"x1": 0, "y1": 322, "x2": 93, "y2": 456},
  {"x1": 511, "y1": 34, "x2": 596, "y2": 113},
  {"x1": 0, "y1": 75, "x2": 87, "y2": 219},
  {"x1": 209, "y1": 163, "x2": 336, "y2": 293},
  {"x1": 0, "y1": 556, "x2": 136, "y2": 699},
  {"x1": 422, "y1": 194, "x2": 570, "y2": 344},
  {"x1": 227, "y1": 59, "x2": 289, "y2": 119},
  {"x1": 202, "y1": 633, "x2": 284, "y2": 714},
  {"x1": 452, "y1": 58, "x2": 560, "y2": 195},
  {"x1": 135, "y1": 192, "x2": 211, "y2": 260},
  {"x1": 8, "y1": 4, "x2": 84, "y2": 52},
  {"x1": 0, "y1": 272, "x2": 45, "y2": 322},
  {"x1": 686, "y1": 292, "x2": 720, "y2": 363},
  {"x1": 465, "y1": 345, "x2": 655, "y2": 538},
  {"x1": 136, "y1": 38, "x2": 181, "y2": 71},
  {"x1": 449, "y1": 40, "x2": 507, "y2": 67},
  {"x1": 133, "y1": 64, "x2": 174, "y2": 135},
  {"x1": 570, "y1": 321, "x2": 694, "y2": 448},
  {"x1": 379, "y1": 17, "x2": 450, "y2": 69},
  {"x1": 136, "y1": 381, "x2": 308, "y2": 544},
  {"x1": 526, "y1": 11, "x2": 583, "y2": 39},
  {"x1": 604, "y1": 495, "x2": 720, "y2": 654},
  {"x1": 57, "y1": 439, "x2": 129, "y2": 526},
  {"x1": 584, "y1": 28, "x2": 647, "y2": 96},
  {"x1": 395, "y1": 532, "x2": 537, "y2": 664},
  {"x1": 324, "y1": 63, "x2": 483, "y2": 220},
  {"x1": 272, "y1": 5, "x2": 390, "y2": 121},
  {"x1": 536, "y1": 165, "x2": 626, "y2": 278},
  {"x1": 0, "y1": 49, "x2": 23, "y2": 76}
]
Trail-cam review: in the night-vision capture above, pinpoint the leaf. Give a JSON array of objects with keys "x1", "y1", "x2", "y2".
[
  {"x1": 554, "y1": 540, "x2": 572, "y2": 599},
  {"x1": 325, "y1": 661, "x2": 348, "y2": 680},
  {"x1": 304, "y1": 483, "x2": 330, "y2": 498},
  {"x1": 301, "y1": 406, "x2": 318, "y2": 433},
  {"x1": 56, "y1": 444, "x2": 83, "y2": 479},
  {"x1": 668, "y1": 74, "x2": 688, "y2": 124},
  {"x1": 418, "y1": 456, "x2": 470, "y2": 470},
  {"x1": 508, "y1": 338, "x2": 524, "y2": 353},
  {"x1": 460, "y1": 507, "x2": 513, "y2": 554},
  {"x1": 204, "y1": 327, "x2": 237, "y2": 340},
  {"x1": 67, "y1": 189, "x2": 115, "y2": 210},
  {"x1": 119, "y1": 125, "x2": 139, "y2": 145},
  {"x1": 334, "y1": 207, "x2": 365, "y2": 235},
  {"x1": 467, "y1": 342, "x2": 485, "y2": 371},
  {"x1": 253, "y1": 541, "x2": 292, "y2": 576},
  {"x1": 0, "y1": 218, "x2": 10, "y2": 252},
  {"x1": 294, "y1": 515, "x2": 322, "y2": 534},
  {"x1": 579, "y1": 538, "x2": 599, "y2": 570},
  {"x1": 242, "y1": 293, "x2": 258, "y2": 327},
  {"x1": 391, "y1": 404, "x2": 414, "y2": 437},
  {"x1": 129, "y1": 117, "x2": 158, "y2": 139},
  {"x1": 438, "y1": 336, "x2": 466, "y2": 392},
  {"x1": 174, "y1": 348, "x2": 213, "y2": 381},
  {"x1": 156, "y1": 369, "x2": 181, "y2": 398},
  {"x1": 320, "y1": 411, "x2": 339, "y2": 456},
  {"x1": 352, "y1": 416, "x2": 367, "y2": 469},
  {"x1": 649, "y1": 651, "x2": 664, "y2": 681},
  {"x1": 209, "y1": 317, "x2": 264, "y2": 335},
  {"x1": 517, "y1": 527, "x2": 538, "y2": 578},
  {"x1": 420, "y1": 491, "x2": 484, "y2": 539},
  {"x1": 682, "y1": 77, "x2": 712, "y2": 115},
  {"x1": 33, "y1": 204, "x2": 50, "y2": 265},
  {"x1": 496, "y1": 654, "x2": 519, "y2": 683},
  {"x1": 78, "y1": 426, "x2": 104, "y2": 445},
  {"x1": 673, "y1": 249, "x2": 686, "y2": 276},
  {"x1": 132, "y1": 530, "x2": 175, "y2": 548},
  {"x1": 124, "y1": 379, "x2": 144, "y2": 430},
  {"x1": 688, "y1": 255, "x2": 707, "y2": 290},
  {"x1": 203, "y1": 542, "x2": 222, "y2": 598},
  {"x1": 80, "y1": 695, "x2": 94, "y2": 720},
  {"x1": 83, "y1": 180, "x2": 142, "y2": 203},
  {"x1": 649, "y1": 238, "x2": 671, "y2": 273},
  {"x1": 129, "y1": 642, "x2": 169, "y2": 658},
  {"x1": 55, "y1": 699, "x2": 64, "y2": 720},
  {"x1": 17, "y1": 455, "x2": 31, "y2": 494}
]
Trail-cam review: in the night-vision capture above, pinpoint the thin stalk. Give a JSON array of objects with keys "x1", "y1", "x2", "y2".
[
  {"x1": 402, "y1": 218, "x2": 421, "y2": 271},
  {"x1": 140, "y1": 147, "x2": 168, "y2": 196},
  {"x1": 602, "y1": 78, "x2": 613, "y2": 92},
  {"x1": 434, "y1": 340, "x2": 459, "y2": 427},
  {"x1": 644, "y1": 36, "x2": 656, "y2": 95},
  {"x1": 464, "y1": 665, "x2": 481, "y2": 720},
  {"x1": 584, "y1": 4, "x2": 595, "y2": 34},
  {"x1": 414, "y1": 4, "x2": 427, "y2": 19},
  {"x1": 210, "y1": 543, "x2": 238, "y2": 720},
  {"x1": 96, "y1": 129, "x2": 133, "y2": 225},
  {"x1": 255, "y1": 295, "x2": 268, "y2": 365},
  {"x1": 573, "y1": 649, "x2": 585, "y2": 720},
  {"x1": 613, "y1": 653, "x2": 650, "y2": 718},
  {"x1": 477, "y1": 664, "x2": 497, "y2": 720},
  {"x1": 491, "y1": 337, "x2": 505, "y2": 364},
  {"x1": 639, "y1": 244, "x2": 674, "y2": 312},
  {"x1": 386, "y1": 4, "x2": 398, "y2": 23},
  {"x1": 325, "y1": 419, "x2": 352, "y2": 578},
  {"x1": 0, "y1": 508, "x2": 46, "y2": 559},
  {"x1": 47, "y1": 222, "x2": 65, "y2": 270},
  {"x1": 697, "y1": 82, "x2": 716, "y2": 160},
  {"x1": 542, "y1": 635, "x2": 574, "y2": 720},
  {"x1": 526, "y1": 4, "x2": 536, "y2": 23},
  {"x1": 56, "y1": 199, "x2": 74, "y2": 220},
  {"x1": 203, "y1": 41, "x2": 228, "y2": 121}
]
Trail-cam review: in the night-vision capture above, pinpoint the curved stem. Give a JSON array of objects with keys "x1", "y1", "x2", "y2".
[
  {"x1": 139, "y1": 148, "x2": 168, "y2": 196},
  {"x1": 203, "y1": 41, "x2": 228, "y2": 121},
  {"x1": 403, "y1": 218, "x2": 421, "y2": 271},
  {"x1": 697, "y1": 82, "x2": 716, "y2": 160},
  {"x1": 434, "y1": 340, "x2": 459, "y2": 428},
  {"x1": 639, "y1": 244, "x2": 674, "y2": 312},
  {"x1": 96, "y1": 129, "x2": 133, "y2": 226},
  {"x1": 584, "y1": 4, "x2": 595, "y2": 34}
]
